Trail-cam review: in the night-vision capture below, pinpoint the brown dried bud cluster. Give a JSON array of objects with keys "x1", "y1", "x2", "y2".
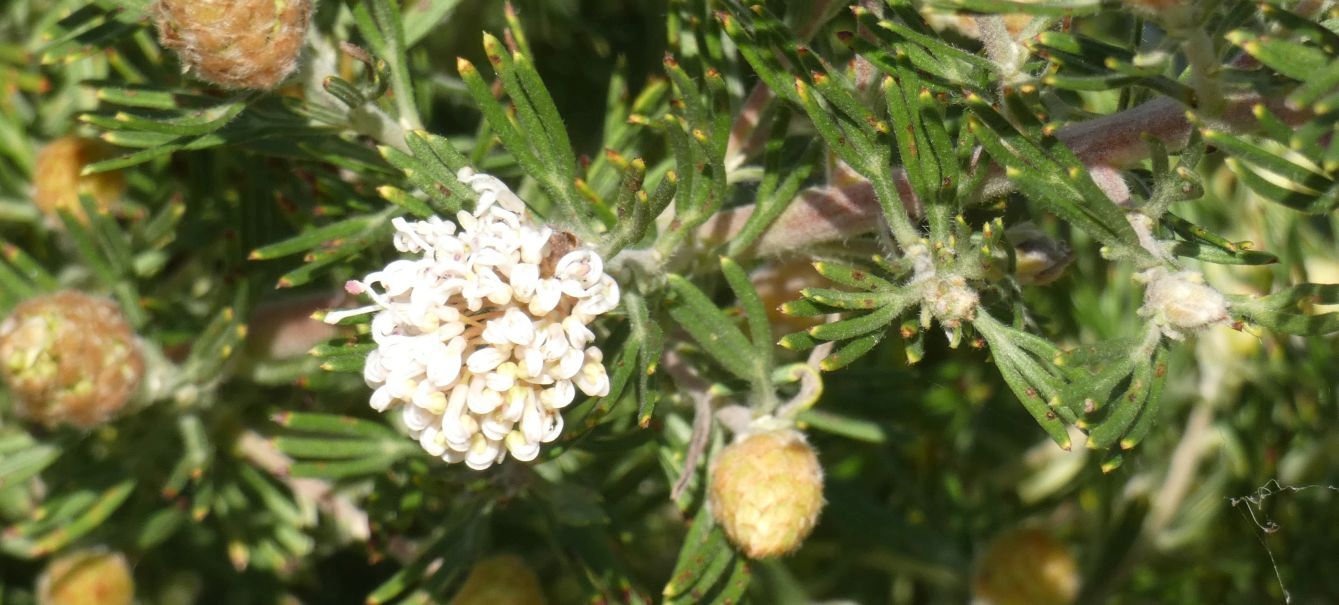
[
  {"x1": 449, "y1": 555, "x2": 547, "y2": 605},
  {"x1": 0, "y1": 291, "x2": 144, "y2": 428},
  {"x1": 33, "y1": 137, "x2": 125, "y2": 225},
  {"x1": 38, "y1": 549, "x2": 135, "y2": 605},
  {"x1": 709, "y1": 429, "x2": 825, "y2": 559},
  {"x1": 972, "y1": 528, "x2": 1079, "y2": 605},
  {"x1": 152, "y1": 0, "x2": 314, "y2": 90}
]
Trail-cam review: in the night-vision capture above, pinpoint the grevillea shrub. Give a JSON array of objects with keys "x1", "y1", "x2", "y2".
[{"x1": 2, "y1": 0, "x2": 1338, "y2": 603}]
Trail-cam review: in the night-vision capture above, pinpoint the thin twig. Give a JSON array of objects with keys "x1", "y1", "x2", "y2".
[{"x1": 661, "y1": 350, "x2": 717, "y2": 502}]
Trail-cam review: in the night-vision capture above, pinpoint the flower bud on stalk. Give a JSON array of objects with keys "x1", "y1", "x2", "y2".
[
  {"x1": 38, "y1": 549, "x2": 135, "y2": 605},
  {"x1": 32, "y1": 137, "x2": 124, "y2": 225},
  {"x1": 973, "y1": 528, "x2": 1079, "y2": 605},
  {"x1": 0, "y1": 291, "x2": 144, "y2": 428},
  {"x1": 152, "y1": 0, "x2": 314, "y2": 90},
  {"x1": 709, "y1": 429, "x2": 825, "y2": 559},
  {"x1": 449, "y1": 555, "x2": 547, "y2": 605}
]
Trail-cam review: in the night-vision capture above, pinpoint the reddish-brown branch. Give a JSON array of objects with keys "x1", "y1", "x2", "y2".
[{"x1": 700, "y1": 93, "x2": 1309, "y2": 256}]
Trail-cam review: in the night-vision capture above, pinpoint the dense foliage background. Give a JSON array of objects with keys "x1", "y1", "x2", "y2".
[{"x1": 1, "y1": 0, "x2": 1338, "y2": 603}]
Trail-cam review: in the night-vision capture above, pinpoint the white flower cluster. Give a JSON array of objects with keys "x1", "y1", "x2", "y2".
[
  {"x1": 1137, "y1": 267, "x2": 1229, "y2": 340},
  {"x1": 326, "y1": 168, "x2": 619, "y2": 469}
]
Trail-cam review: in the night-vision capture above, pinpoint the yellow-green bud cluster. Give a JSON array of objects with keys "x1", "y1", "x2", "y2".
[
  {"x1": 38, "y1": 549, "x2": 135, "y2": 605},
  {"x1": 449, "y1": 555, "x2": 547, "y2": 605},
  {"x1": 0, "y1": 291, "x2": 144, "y2": 428},
  {"x1": 152, "y1": 0, "x2": 314, "y2": 90},
  {"x1": 972, "y1": 528, "x2": 1079, "y2": 605},
  {"x1": 709, "y1": 429, "x2": 825, "y2": 559},
  {"x1": 922, "y1": 274, "x2": 979, "y2": 325}
]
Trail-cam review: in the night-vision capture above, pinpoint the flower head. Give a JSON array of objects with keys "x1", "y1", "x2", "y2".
[
  {"x1": 973, "y1": 527, "x2": 1079, "y2": 605},
  {"x1": 0, "y1": 291, "x2": 144, "y2": 428},
  {"x1": 330, "y1": 168, "x2": 618, "y2": 470},
  {"x1": 33, "y1": 137, "x2": 125, "y2": 225},
  {"x1": 38, "y1": 548, "x2": 135, "y2": 605},
  {"x1": 709, "y1": 429, "x2": 825, "y2": 558},
  {"x1": 449, "y1": 554, "x2": 547, "y2": 605},
  {"x1": 152, "y1": 0, "x2": 313, "y2": 90}
]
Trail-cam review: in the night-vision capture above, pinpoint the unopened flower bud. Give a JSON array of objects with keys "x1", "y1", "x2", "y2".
[
  {"x1": 38, "y1": 549, "x2": 135, "y2": 605},
  {"x1": 709, "y1": 429, "x2": 824, "y2": 559},
  {"x1": 1005, "y1": 223, "x2": 1073, "y2": 286},
  {"x1": 973, "y1": 528, "x2": 1079, "y2": 605},
  {"x1": 33, "y1": 137, "x2": 124, "y2": 225},
  {"x1": 0, "y1": 291, "x2": 144, "y2": 428},
  {"x1": 1137, "y1": 267, "x2": 1229, "y2": 340},
  {"x1": 449, "y1": 555, "x2": 547, "y2": 605},
  {"x1": 152, "y1": 0, "x2": 314, "y2": 90}
]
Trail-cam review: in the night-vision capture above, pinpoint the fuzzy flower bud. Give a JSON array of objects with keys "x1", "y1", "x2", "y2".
[
  {"x1": 449, "y1": 555, "x2": 547, "y2": 605},
  {"x1": 328, "y1": 168, "x2": 618, "y2": 470},
  {"x1": 1137, "y1": 267, "x2": 1229, "y2": 340},
  {"x1": 152, "y1": 0, "x2": 314, "y2": 90},
  {"x1": 0, "y1": 291, "x2": 144, "y2": 428},
  {"x1": 709, "y1": 429, "x2": 824, "y2": 559},
  {"x1": 973, "y1": 528, "x2": 1079, "y2": 605},
  {"x1": 38, "y1": 549, "x2": 135, "y2": 605},
  {"x1": 922, "y1": 275, "x2": 979, "y2": 324},
  {"x1": 33, "y1": 137, "x2": 125, "y2": 225}
]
